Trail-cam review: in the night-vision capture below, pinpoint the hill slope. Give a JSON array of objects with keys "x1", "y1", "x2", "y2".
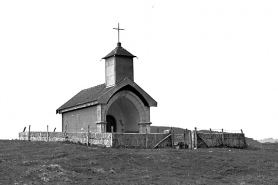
[
  {"x1": 1, "y1": 140, "x2": 278, "y2": 184},
  {"x1": 259, "y1": 138, "x2": 278, "y2": 143}
]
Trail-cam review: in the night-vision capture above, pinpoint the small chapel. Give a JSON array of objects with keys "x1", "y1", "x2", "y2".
[{"x1": 56, "y1": 24, "x2": 157, "y2": 134}]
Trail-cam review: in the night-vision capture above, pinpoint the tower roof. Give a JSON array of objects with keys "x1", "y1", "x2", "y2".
[{"x1": 102, "y1": 42, "x2": 136, "y2": 59}]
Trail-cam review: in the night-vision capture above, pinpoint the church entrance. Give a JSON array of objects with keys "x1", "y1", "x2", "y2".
[
  {"x1": 106, "y1": 115, "x2": 117, "y2": 133},
  {"x1": 106, "y1": 96, "x2": 140, "y2": 133}
]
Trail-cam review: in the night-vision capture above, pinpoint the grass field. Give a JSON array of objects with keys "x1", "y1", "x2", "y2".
[{"x1": 0, "y1": 140, "x2": 278, "y2": 185}]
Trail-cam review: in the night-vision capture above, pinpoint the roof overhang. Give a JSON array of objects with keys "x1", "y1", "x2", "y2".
[
  {"x1": 56, "y1": 101, "x2": 98, "y2": 114},
  {"x1": 102, "y1": 43, "x2": 136, "y2": 60}
]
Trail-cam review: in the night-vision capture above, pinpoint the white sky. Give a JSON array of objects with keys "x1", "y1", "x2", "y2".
[{"x1": 0, "y1": 0, "x2": 277, "y2": 140}]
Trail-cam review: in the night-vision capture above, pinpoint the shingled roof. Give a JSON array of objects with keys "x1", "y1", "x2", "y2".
[
  {"x1": 56, "y1": 78, "x2": 157, "y2": 114},
  {"x1": 56, "y1": 84, "x2": 113, "y2": 113},
  {"x1": 102, "y1": 42, "x2": 136, "y2": 59}
]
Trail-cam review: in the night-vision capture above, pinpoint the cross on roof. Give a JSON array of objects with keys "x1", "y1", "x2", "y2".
[{"x1": 113, "y1": 23, "x2": 124, "y2": 43}]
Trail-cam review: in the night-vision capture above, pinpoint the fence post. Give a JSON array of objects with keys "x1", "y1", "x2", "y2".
[
  {"x1": 173, "y1": 128, "x2": 175, "y2": 148},
  {"x1": 28, "y1": 125, "x2": 31, "y2": 141},
  {"x1": 64, "y1": 124, "x2": 67, "y2": 141},
  {"x1": 191, "y1": 130, "x2": 195, "y2": 149},
  {"x1": 146, "y1": 128, "x2": 148, "y2": 149},
  {"x1": 188, "y1": 131, "x2": 192, "y2": 149},
  {"x1": 171, "y1": 127, "x2": 174, "y2": 148},
  {"x1": 194, "y1": 127, "x2": 197, "y2": 149},
  {"x1": 184, "y1": 129, "x2": 187, "y2": 149},
  {"x1": 221, "y1": 129, "x2": 225, "y2": 146},
  {"x1": 87, "y1": 125, "x2": 90, "y2": 146},
  {"x1": 241, "y1": 129, "x2": 246, "y2": 147},
  {"x1": 111, "y1": 126, "x2": 114, "y2": 147},
  {"x1": 47, "y1": 125, "x2": 49, "y2": 142}
]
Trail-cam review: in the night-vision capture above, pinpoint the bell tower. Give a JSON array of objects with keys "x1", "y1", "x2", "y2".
[{"x1": 102, "y1": 24, "x2": 136, "y2": 87}]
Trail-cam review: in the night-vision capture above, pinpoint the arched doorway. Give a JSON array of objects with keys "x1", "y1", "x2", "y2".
[
  {"x1": 102, "y1": 90, "x2": 151, "y2": 133},
  {"x1": 106, "y1": 97, "x2": 140, "y2": 133},
  {"x1": 106, "y1": 115, "x2": 117, "y2": 133}
]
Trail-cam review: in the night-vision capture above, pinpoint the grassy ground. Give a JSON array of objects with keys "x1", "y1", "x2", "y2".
[{"x1": 0, "y1": 140, "x2": 278, "y2": 185}]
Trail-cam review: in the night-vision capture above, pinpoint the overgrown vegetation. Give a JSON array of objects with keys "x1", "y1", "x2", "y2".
[{"x1": 0, "y1": 140, "x2": 277, "y2": 184}]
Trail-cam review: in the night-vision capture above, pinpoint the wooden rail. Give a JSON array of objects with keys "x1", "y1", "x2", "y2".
[{"x1": 153, "y1": 134, "x2": 171, "y2": 149}]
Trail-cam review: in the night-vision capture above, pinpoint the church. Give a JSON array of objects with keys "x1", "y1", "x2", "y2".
[{"x1": 56, "y1": 24, "x2": 157, "y2": 134}]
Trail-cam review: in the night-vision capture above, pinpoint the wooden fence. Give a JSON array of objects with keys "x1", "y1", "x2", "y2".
[{"x1": 18, "y1": 126, "x2": 247, "y2": 149}]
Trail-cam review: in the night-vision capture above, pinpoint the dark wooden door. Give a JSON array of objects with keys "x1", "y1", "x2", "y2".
[{"x1": 106, "y1": 115, "x2": 117, "y2": 133}]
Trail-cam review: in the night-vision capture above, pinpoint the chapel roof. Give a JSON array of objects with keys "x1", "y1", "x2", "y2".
[
  {"x1": 56, "y1": 78, "x2": 157, "y2": 114},
  {"x1": 56, "y1": 84, "x2": 112, "y2": 113},
  {"x1": 102, "y1": 42, "x2": 136, "y2": 59}
]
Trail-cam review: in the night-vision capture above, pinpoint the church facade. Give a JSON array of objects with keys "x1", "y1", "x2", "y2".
[{"x1": 56, "y1": 41, "x2": 157, "y2": 134}]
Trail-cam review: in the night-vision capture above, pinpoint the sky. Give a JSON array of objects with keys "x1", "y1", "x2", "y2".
[{"x1": 0, "y1": 0, "x2": 278, "y2": 140}]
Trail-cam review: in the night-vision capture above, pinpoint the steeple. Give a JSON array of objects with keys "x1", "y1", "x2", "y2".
[{"x1": 102, "y1": 24, "x2": 136, "y2": 87}]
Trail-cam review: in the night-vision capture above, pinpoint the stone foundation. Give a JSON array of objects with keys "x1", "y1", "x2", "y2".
[{"x1": 19, "y1": 132, "x2": 112, "y2": 147}]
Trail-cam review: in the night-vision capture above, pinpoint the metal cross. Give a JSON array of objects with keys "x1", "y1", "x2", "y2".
[{"x1": 113, "y1": 23, "x2": 124, "y2": 43}]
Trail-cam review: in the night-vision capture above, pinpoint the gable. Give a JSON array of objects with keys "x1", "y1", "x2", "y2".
[{"x1": 98, "y1": 78, "x2": 157, "y2": 107}]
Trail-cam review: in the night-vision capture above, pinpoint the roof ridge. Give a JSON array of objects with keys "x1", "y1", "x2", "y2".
[{"x1": 82, "y1": 83, "x2": 105, "y2": 91}]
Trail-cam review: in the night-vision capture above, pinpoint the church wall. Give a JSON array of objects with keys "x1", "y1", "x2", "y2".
[
  {"x1": 124, "y1": 106, "x2": 140, "y2": 133},
  {"x1": 62, "y1": 106, "x2": 98, "y2": 133}
]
